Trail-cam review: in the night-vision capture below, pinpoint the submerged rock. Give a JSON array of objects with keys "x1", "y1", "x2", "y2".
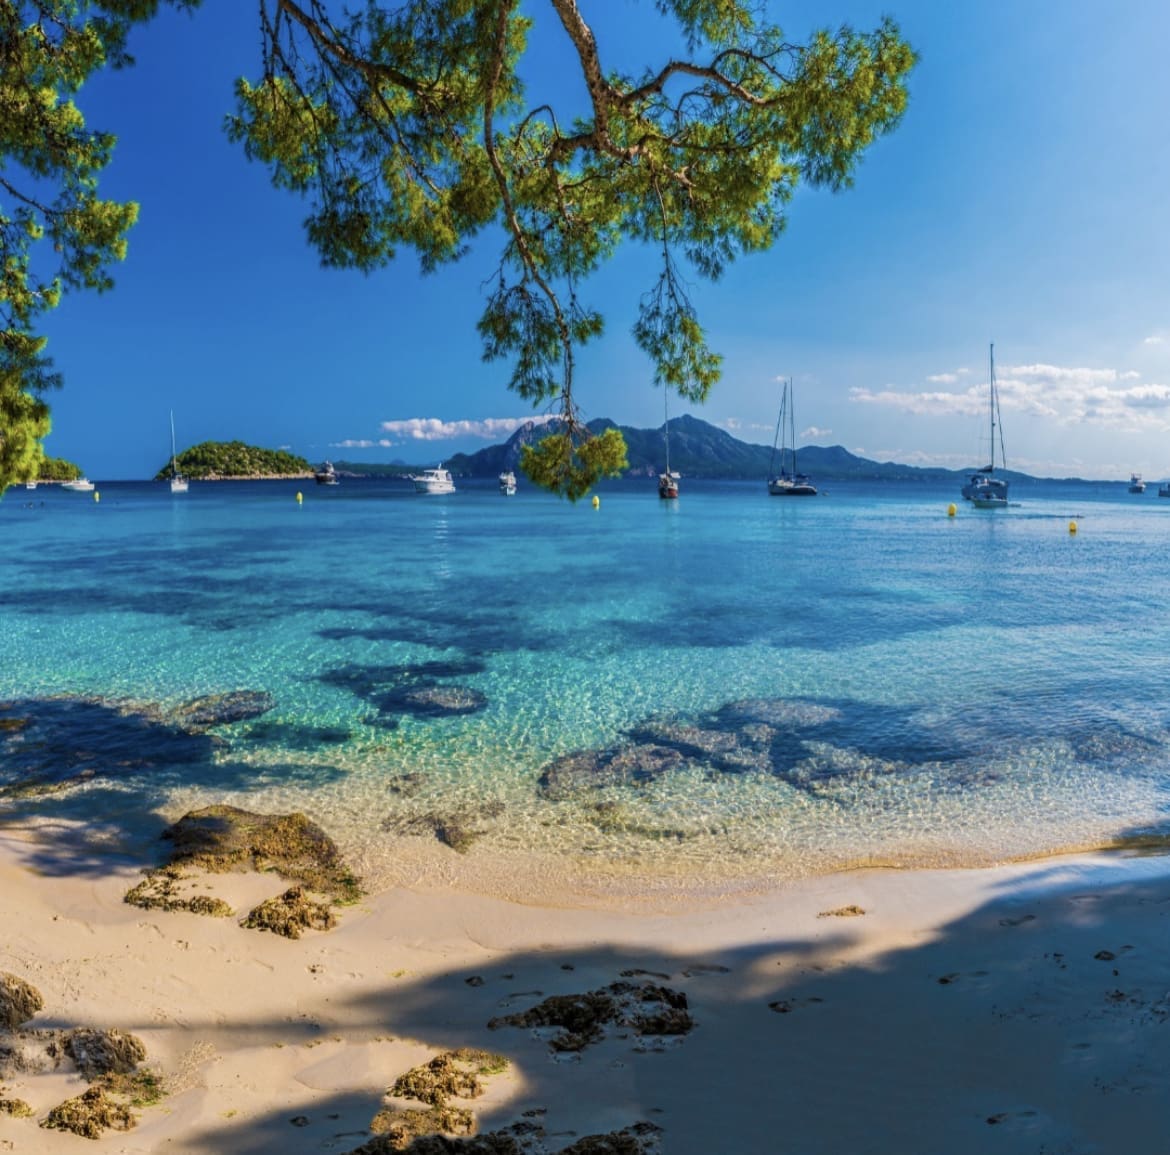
[
  {"x1": 537, "y1": 744, "x2": 684, "y2": 800},
  {"x1": 0, "y1": 971, "x2": 43, "y2": 1030},
  {"x1": 383, "y1": 802, "x2": 505, "y2": 854},
  {"x1": 172, "y1": 690, "x2": 276, "y2": 731}
]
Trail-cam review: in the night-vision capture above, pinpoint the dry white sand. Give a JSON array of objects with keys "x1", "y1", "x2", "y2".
[{"x1": 2, "y1": 826, "x2": 1168, "y2": 1154}]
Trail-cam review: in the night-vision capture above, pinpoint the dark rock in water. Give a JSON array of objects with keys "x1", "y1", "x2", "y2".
[
  {"x1": 172, "y1": 690, "x2": 276, "y2": 731},
  {"x1": 64, "y1": 1028, "x2": 147, "y2": 1080},
  {"x1": 382, "y1": 802, "x2": 505, "y2": 853},
  {"x1": 373, "y1": 683, "x2": 489, "y2": 727},
  {"x1": 0, "y1": 971, "x2": 43, "y2": 1030},
  {"x1": 537, "y1": 744, "x2": 683, "y2": 799},
  {"x1": 627, "y1": 719, "x2": 772, "y2": 774}
]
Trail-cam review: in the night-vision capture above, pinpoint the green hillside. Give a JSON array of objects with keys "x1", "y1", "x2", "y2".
[{"x1": 155, "y1": 441, "x2": 312, "y2": 480}]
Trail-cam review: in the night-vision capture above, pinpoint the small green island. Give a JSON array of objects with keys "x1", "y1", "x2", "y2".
[{"x1": 155, "y1": 441, "x2": 312, "y2": 481}]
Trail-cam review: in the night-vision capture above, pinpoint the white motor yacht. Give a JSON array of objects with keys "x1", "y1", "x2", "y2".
[{"x1": 411, "y1": 465, "x2": 456, "y2": 494}]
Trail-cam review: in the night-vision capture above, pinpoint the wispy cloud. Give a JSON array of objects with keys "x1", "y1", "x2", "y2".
[
  {"x1": 718, "y1": 417, "x2": 773, "y2": 435},
  {"x1": 1143, "y1": 334, "x2": 1166, "y2": 346},
  {"x1": 377, "y1": 416, "x2": 557, "y2": 442},
  {"x1": 801, "y1": 425, "x2": 831, "y2": 440},
  {"x1": 851, "y1": 363, "x2": 1170, "y2": 431},
  {"x1": 332, "y1": 438, "x2": 399, "y2": 449}
]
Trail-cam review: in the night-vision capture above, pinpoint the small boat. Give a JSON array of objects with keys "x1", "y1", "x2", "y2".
[
  {"x1": 62, "y1": 477, "x2": 95, "y2": 492},
  {"x1": 25, "y1": 480, "x2": 37, "y2": 490},
  {"x1": 498, "y1": 471, "x2": 517, "y2": 495},
  {"x1": 963, "y1": 344, "x2": 1009, "y2": 508},
  {"x1": 314, "y1": 460, "x2": 340, "y2": 486},
  {"x1": 169, "y1": 411, "x2": 188, "y2": 494},
  {"x1": 1158, "y1": 483, "x2": 1170, "y2": 498},
  {"x1": 767, "y1": 378, "x2": 817, "y2": 496},
  {"x1": 658, "y1": 391, "x2": 679, "y2": 499},
  {"x1": 411, "y1": 464, "x2": 456, "y2": 494},
  {"x1": 1128, "y1": 473, "x2": 1146, "y2": 493}
]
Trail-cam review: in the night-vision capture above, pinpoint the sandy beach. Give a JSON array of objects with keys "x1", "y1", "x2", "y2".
[{"x1": 2, "y1": 821, "x2": 1168, "y2": 1155}]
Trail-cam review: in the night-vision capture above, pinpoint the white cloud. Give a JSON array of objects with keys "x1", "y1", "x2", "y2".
[
  {"x1": 852, "y1": 362, "x2": 1170, "y2": 432},
  {"x1": 927, "y1": 373, "x2": 959, "y2": 385},
  {"x1": 332, "y1": 438, "x2": 398, "y2": 449},
  {"x1": 1144, "y1": 334, "x2": 1166, "y2": 345},
  {"x1": 801, "y1": 425, "x2": 831, "y2": 440},
  {"x1": 376, "y1": 416, "x2": 557, "y2": 442}
]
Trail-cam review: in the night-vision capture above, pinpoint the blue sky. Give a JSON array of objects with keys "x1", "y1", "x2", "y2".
[{"x1": 31, "y1": 0, "x2": 1170, "y2": 480}]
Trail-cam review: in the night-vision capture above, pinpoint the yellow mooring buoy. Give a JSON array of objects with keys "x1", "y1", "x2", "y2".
[
  {"x1": 296, "y1": 491, "x2": 303, "y2": 505},
  {"x1": 591, "y1": 495, "x2": 600, "y2": 509},
  {"x1": 947, "y1": 502, "x2": 957, "y2": 517},
  {"x1": 93, "y1": 490, "x2": 100, "y2": 503},
  {"x1": 1069, "y1": 520, "x2": 1077, "y2": 534}
]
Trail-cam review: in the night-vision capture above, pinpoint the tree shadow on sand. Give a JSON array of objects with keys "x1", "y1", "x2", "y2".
[{"x1": 5, "y1": 825, "x2": 1169, "y2": 1154}]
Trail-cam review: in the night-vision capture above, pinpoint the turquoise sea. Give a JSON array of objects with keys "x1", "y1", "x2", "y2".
[{"x1": 3, "y1": 476, "x2": 1169, "y2": 902}]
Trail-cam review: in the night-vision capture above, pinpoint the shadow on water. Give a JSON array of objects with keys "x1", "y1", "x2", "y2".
[
  {"x1": 0, "y1": 695, "x2": 348, "y2": 877},
  {"x1": 6, "y1": 836, "x2": 1167, "y2": 1154}
]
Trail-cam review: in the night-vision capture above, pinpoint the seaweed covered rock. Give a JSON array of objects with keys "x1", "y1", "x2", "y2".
[
  {"x1": 0, "y1": 971, "x2": 43, "y2": 1030},
  {"x1": 0, "y1": 1097, "x2": 33, "y2": 1117},
  {"x1": 351, "y1": 1048, "x2": 511, "y2": 1152},
  {"x1": 172, "y1": 690, "x2": 276, "y2": 731},
  {"x1": 241, "y1": 886, "x2": 337, "y2": 939},
  {"x1": 367, "y1": 1104, "x2": 477, "y2": 1149},
  {"x1": 390, "y1": 1049, "x2": 508, "y2": 1107},
  {"x1": 488, "y1": 982, "x2": 692, "y2": 1053},
  {"x1": 125, "y1": 805, "x2": 361, "y2": 936},
  {"x1": 40, "y1": 1085, "x2": 136, "y2": 1139},
  {"x1": 64, "y1": 1028, "x2": 147, "y2": 1080},
  {"x1": 160, "y1": 805, "x2": 360, "y2": 901},
  {"x1": 123, "y1": 865, "x2": 234, "y2": 917}
]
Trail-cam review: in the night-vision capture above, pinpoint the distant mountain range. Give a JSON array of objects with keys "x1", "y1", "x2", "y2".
[{"x1": 412, "y1": 414, "x2": 1037, "y2": 484}]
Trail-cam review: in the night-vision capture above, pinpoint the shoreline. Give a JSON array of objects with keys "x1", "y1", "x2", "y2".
[{"x1": 2, "y1": 825, "x2": 1168, "y2": 1153}]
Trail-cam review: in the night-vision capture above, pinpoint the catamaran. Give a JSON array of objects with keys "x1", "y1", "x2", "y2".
[{"x1": 767, "y1": 378, "x2": 817, "y2": 496}]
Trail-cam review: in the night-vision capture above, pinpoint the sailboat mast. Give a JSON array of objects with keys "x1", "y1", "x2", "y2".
[
  {"x1": 170, "y1": 410, "x2": 178, "y2": 474},
  {"x1": 664, "y1": 389, "x2": 670, "y2": 474},
  {"x1": 988, "y1": 345, "x2": 995, "y2": 472},
  {"x1": 789, "y1": 378, "x2": 797, "y2": 476}
]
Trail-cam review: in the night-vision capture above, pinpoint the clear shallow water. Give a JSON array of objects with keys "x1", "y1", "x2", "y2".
[{"x1": 2, "y1": 476, "x2": 1169, "y2": 901}]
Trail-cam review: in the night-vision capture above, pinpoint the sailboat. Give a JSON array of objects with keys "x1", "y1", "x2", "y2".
[
  {"x1": 767, "y1": 379, "x2": 817, "y2": 496},
  {"x1": 169, "y1": 411, "x2": 189, "y2": 494},
  {"x1": 961, "y1": 345, "x2": 1008, "y2": 508},
  {"x1": 658, "y1": 391, "x2": 679, "y2": 499}
]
